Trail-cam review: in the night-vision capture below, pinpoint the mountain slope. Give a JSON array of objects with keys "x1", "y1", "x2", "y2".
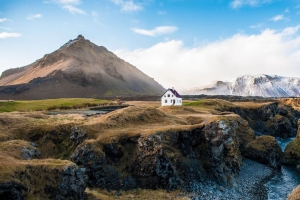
[
  {"x1": 183, "y1": 74, "x2": 300, "y2": 97},
  {"x1": 0, "y1": 35, "x2": 165, "y2": 99}
]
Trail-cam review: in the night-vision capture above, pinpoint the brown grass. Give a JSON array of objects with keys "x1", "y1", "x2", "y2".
[
  {"x1": 159, "y1": 106, "x2": 198, "y2": 114},
  {"x1": 125, "y1": 101, "x2": 161, "y2": 108},
  {"x1": 86, "y1": 188, "x2": 190, "y2": 200},
  {"x1": 0, "y1": 140, "x2": 38, "y2": 159},
  {"x1": 288, "y1": 185, "x2": 300, "y2": 200},
  {"x1": 279, "y1": 98, "x2": 300, "y2": 111},
  {"x1": 232, "y1": 101, "x2": 274, "y2": 109}
]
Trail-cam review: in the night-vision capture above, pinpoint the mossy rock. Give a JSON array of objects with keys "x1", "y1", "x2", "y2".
[
  {"x1": 283, "y1": 138, "x2": 300, "y2": 165},
  {"x1": 244, "y1": 135, "x2": 283, "y2": 169},
  {"x1": 288, "y1": 185, "x2": 300, "y2": 200}
]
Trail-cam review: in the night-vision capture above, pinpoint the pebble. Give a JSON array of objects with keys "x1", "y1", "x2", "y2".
[{"x1": 187, "y1": 158, "x2": 274, "y2": 200}]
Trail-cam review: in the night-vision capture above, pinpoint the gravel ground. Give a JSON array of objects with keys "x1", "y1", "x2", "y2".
[{"x1": 186, "y1": 159, "x2": 274, "y2": 200}]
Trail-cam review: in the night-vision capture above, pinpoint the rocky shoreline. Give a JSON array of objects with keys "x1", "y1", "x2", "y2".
[{"x1": 190, "y1": 159, "x2": 274, "y2": 200}]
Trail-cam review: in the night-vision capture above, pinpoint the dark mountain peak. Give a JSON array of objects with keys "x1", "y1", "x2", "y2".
[
  {"x1": 77, "y1": 34, "x2": 84, "y2": 39},
  {"x1": 61, "y1": 35, "x2": 89, "y2": 49}
]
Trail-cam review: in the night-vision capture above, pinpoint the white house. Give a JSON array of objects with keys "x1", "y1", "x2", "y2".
[{"x1": 161, "y1": 88, "x2": 182, "y2": 106}]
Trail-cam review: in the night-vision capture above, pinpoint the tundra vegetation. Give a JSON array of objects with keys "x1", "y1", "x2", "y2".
[{"x1": 0, "y1": 98, "x2": 299, "y2": 199}]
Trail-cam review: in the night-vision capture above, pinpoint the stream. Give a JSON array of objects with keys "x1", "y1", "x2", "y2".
[{"x1": 265, "y1": 137, "x2": 300, "y2": 200}]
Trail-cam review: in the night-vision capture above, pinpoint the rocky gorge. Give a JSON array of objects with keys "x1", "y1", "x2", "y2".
[{"x1": 0, "y1": 99, "x2": 299, "y2": 199}]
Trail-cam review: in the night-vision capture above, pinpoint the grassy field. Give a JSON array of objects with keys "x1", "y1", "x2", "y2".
[{"x1": 0, "y1": 98, "x2": 111, "y2": 112}]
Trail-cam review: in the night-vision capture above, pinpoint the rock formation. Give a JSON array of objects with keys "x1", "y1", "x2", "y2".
[
  {"x1": 244, "y1": 136, "x2": 283, "y2": 169},
  {"x1": 71, "y1": 116, "x2": 251, "y2": 190},
  {"x1": 228, "y1": 102, "x2": 300, "y2": 138}
]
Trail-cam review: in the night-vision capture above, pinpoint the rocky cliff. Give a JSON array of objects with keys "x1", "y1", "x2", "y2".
[
  {"x1": 283, "y1": 120, "x2": 300, "y2": 166},
  {"x1": 0, "y1": 104, "x2": 259, "y2": 199},
  {"x1": 226, "y1": 102, "x2": 300, "y2": 138}
]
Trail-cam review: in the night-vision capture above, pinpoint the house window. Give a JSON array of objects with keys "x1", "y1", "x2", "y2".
[
  {"x1": 168, "y1": 94, "x2": 170, "y2": 97},
  {"x1": 165, "y1": 100, "x2": 167, "y2": 103},
  {"x1": 172, "y1": 95, "x2": 173, "y2": 97},
  {"x1": 164, "y1": 95, "x2": 166, "y2": 97}
]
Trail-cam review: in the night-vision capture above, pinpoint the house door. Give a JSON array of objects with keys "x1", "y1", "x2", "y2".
[{"x1": 172, "y1": 99, "x2": 175, "y2": 105}]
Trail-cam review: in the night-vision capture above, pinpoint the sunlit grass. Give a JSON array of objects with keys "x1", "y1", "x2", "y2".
[{"x1": 0, "y1": 98, "x2": 111, "y2": 112}]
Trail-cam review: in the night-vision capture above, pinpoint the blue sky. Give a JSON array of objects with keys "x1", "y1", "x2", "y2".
[{"x1": 1, "y1": 0, "x2": 300, "y2": 89}]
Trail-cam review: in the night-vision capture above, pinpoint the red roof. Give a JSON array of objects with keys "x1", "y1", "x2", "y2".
[{"x1": 162, "y1": 88, "x2": 182, "y2": 98}]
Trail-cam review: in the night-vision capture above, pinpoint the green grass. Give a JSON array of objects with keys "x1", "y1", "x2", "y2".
[
  {"x1": 183, "y1": 100, "x2": 207, "y2": 107},
  {"x1": 0, "y1": 98, "x2": 111, "y2": 112},
  {"x1": 183, "y1": 99, "x2": 235, "y2": 111}
]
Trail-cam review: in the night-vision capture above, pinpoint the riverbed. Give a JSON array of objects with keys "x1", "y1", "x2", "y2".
[{"x1": 265, "y1": 137, "x2": 300, "y2": 200}]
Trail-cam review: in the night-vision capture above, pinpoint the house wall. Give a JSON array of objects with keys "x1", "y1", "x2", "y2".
[{"x1": 161, "y1": 90, "x2": 182, "y2": 106}]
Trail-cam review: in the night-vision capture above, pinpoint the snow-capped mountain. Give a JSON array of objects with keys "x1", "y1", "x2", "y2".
[{"x1": 183, "y1": 75, "x2": 300, "y2": 97}]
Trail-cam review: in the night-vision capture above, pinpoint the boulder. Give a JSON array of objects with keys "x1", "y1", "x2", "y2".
[
  {"x1": 283, "y1": 138, "x2": 300, "y2": 166},
  {"x1": 70, "y1": 127, "x2": 87, "y2": 147},
  {"x1": 71, "y1": 143, "x2": 136, "y2": 191},
  {"x1": 201, "y1": 119, "x2": 242, "y2": 186},
  {"x1": 56, "y1": 166, "x2": 88, "y2": 200},
  {"x1": 21, "y1": 143, "x2": 41, "y2": 160},
  {"x1": 244, "y1": 136, "x2": 283, "y2": 169},
  {"x1": 255, "y1": 102, "x2": 279, "y2": 121},
  {"x1": 0, "y1": 182, "x2": 27, "y2": 200},
  {"x1": 266, "y1": 115, "x2": 294, "y2": 138},
  {"x1": 131, "y1": 134, "x2": 181, "y2": 190}
]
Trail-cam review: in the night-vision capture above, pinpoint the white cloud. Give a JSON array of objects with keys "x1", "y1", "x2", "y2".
[
  {"x1": 131, "y1": 26, "x2": 178, "y2": 37},
  {"x1": 115, "y1": 25, "x2": 300, "y2": 90},
  {"x1": 110, "y1": 0, "x2": 143, "y2": 12},
  {"x1": 63, "y1": 5, "x2": 86, "y2": 14},
  {"x1": 0, "y1": 18, "x2": 8, "y2": 23},
  {"x1": 249, "y1": 23, "x2": 263, "y2": 29},
  {"x1": 27, "y1": 14, "x2": 42, "y2": 20},
  {"x1": 91, "y1": 11, "x2": 101, "y2": 25},
  {"x1": 50, "y1": 0, "x2": 86, "y2": 14},
  {"x1": 130, "y1": 19, "x2": 139, "y2": 23},
  {"x1": 230, "y1": 0, "x2": 272, "y2": 9},
  {"x1": 0, "y1": 32, "x2": 21, "y2": 39},
  {"x1": 270, "y1": 14, "x2": 287, "y2": 22},
  {"x1": 285, "y1": 8, "x2": 290, "y2": 13},
  {"x1": 55, "y1": 0, "x2": 81, "y2": 4}
]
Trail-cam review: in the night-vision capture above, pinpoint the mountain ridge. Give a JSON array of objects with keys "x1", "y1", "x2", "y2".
[{"x1": 183, "y1": 74, "x2": 300, "y2": 97}]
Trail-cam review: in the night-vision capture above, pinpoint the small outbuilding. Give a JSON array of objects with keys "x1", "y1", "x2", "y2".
[{"x1": 161, "y1": 87, "x2": 182, "y2": 106}]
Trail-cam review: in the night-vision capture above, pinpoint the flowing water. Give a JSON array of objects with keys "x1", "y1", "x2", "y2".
[{"x1": 266, "y1": 137, "x2": 300, "y2": 200}]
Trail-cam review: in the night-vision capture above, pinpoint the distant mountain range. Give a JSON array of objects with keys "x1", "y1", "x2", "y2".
[
  {"x1": 0, "y1": 35, "x2": 165, "y2": 99},
  {"x1": 183, "y1": 74, "x2": 300, "y2": 97}
]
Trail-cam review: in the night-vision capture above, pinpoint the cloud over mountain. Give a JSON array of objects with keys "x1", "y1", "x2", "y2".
[{"x1": 115, "y1": 25, "x2": 300, "y2": 90}]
